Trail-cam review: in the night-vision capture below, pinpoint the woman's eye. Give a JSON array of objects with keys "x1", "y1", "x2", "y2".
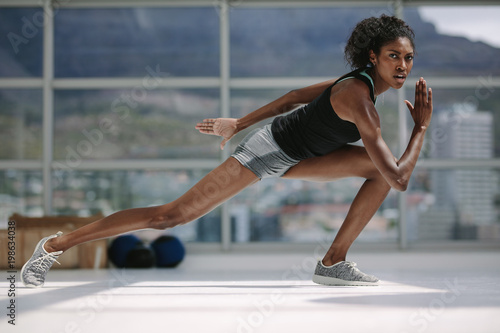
[
  {"x1": 389, "y1": 54, "x2": 398, "y2": 59},
  {"x1": 406, "y1": 55, "x2": 414, "y2": 61}
]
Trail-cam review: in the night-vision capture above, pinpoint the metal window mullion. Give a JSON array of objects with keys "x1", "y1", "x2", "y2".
[
  {"x1": 397, "y1": 87, "x2": 408, "y2": 250},
  {"x1": 220, "y1": 0, "x2": 231, "y2": 251},
  {"x1": 3, "y1": 0, "x2": 500, "y2": 8},
  {"x1": 56, "y1": 0, "x2": 216, "y2": 8},
  {"x1": 50, "y1": 159, "x2": 220, "y2": 170},
  {"x1": 417, "y1": 159, "x2": 500, "y2": 169},
  {"x1": 42, "y1": 0, "x2": 54, "y2": 215},
  {"x1": 0, "y1": 160, "x2": 42, "y2": 170},
  {"x1": 394, "y1": 0, "x2": 408, "y2": 250},
  {"x1": 230, "y1": 77, "x2": 333, "y2": 89},
  {"x1": 52, "y1": 77, "x2": 220, "y2": 89},
  {"x1": 229, "y1": 76, "x2": 500, "y2": 89},
  {"x1": 0, "y1": 79, "x2": 43, "y2": 88},
  {"x1": 230, "y1": 1, "x2": 391, "y2": 8}
]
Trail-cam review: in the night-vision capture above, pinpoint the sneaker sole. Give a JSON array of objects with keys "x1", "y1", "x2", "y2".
[
  {"x1": 312, "y1": 274, "x2": 379, "y2": 286},
  {"x1": 20, "y1": 236, "x2": 50, "y2": 288}
]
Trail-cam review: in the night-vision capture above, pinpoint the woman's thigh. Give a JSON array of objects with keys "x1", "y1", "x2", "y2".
[{"x1": 282, "y1": 145, "x2": 381, "y2": 182}]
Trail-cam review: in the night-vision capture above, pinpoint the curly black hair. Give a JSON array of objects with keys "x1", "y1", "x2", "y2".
[{"x1": 344, "y1": 15, "x2": 415, "y2": 70}]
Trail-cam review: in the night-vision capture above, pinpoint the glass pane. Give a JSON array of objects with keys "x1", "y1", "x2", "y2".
[
  {"x1": 0, "y1": 89, "x2": 43, "y2": 159},
  {"x1": 407, "y1": 168, "x2": 500, "y2": 241},
  {"x1": 54, "y1": 89, "x2": 220, "y2": 160},
  {"x1": 0, "y1": 170, "x2": 43, "y2": 229},
  {"x1": 0, "y1": 8, "x2": 43, "y2": 77},
  {"x1": 405, "y1": 7, "x2": 500, "y2": 77},
  {"x1": 230, "y1": 177, "x2": 398, "y2": 243},
  {"x1": 55, "y1": 8, "x2": 219, "y2": 77},
  {"x1": 230, "y1": 88, "x2": 288, "y2": 153},
  {"x1": 52, "y1": 169, "x2": 220, "y2": 242},
  {"x1": 230, "y1": 7, "x2": 392, "y2": 77},
  {"x1": 374, "y1": 89, "x2": 399, "y2": 153},
  {"x1": 407, "y1": 87, "x2": 500, "y2": 159}
]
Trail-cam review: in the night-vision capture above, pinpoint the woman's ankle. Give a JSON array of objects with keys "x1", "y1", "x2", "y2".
[
  {"x1": 322, "y1": 244, "x2": 348, "y2": 266},
  {"x1": 44, "y1": 237, "x2": 62, "y2": 253},
  {"x1": 321, "y1": 257, "x2": 345, "y2": 267}
]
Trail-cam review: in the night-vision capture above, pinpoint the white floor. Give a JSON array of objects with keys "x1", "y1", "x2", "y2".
[{"x1": 1, "y1": 250, "x2": 500, "y2": 333}]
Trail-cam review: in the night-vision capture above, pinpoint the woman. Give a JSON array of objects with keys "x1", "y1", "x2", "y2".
[{"x1": 22, "y1": 15, "x2": 432, "y2": 287}]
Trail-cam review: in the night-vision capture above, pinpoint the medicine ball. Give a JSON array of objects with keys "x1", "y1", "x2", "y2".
[
  {"x1": 151, "y1": 235, "x2": 185, "y2": 268},
  {"x1": 108, "y1": 235, "x2": 155, "y2": 268}
]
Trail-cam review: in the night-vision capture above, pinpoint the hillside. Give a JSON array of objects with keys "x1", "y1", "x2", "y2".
[{"x1": 0, "y1": 7, "x2": 499, "y2": 78}]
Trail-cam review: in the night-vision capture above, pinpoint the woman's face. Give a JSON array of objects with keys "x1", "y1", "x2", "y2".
[{"x1": 370, "y1": 37, "x2": 414, "y2": 90}]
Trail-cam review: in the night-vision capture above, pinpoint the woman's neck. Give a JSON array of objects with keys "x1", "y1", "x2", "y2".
[{"x1": 367, "y1": 67, "x2": 390, "y2": 97}]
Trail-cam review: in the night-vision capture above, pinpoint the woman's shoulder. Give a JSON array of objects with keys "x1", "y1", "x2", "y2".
[
  {"x1": 330, "y1": 76, "x2": 376, "y2": 123},
  {"x1": 331, "y1": 67, "x2": 375, "y2": 102},
  {"x1": 331, "y1": 76, "x2": 372, "y2": 100}
]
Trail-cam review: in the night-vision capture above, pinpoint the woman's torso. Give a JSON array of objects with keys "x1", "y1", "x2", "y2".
[{"x1": 271, "y1": 67, "x2": 376, "y2": 160}]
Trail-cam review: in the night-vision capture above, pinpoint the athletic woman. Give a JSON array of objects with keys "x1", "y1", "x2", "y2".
[{"x1": 22, "y1": 15, "x2": 432, "y2": 287}]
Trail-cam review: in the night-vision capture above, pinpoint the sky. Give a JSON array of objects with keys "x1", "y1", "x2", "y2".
[{"x1": 419, "y1": 6, "x2": 500, "y2": 48}]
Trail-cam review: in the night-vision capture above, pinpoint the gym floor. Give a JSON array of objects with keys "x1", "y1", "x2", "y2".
[{"x1": 2, "y1": 250, "x2": 499, "y2": 333}]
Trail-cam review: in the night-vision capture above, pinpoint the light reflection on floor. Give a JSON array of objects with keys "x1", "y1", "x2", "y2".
[{"x1": 2, "y1": 251, "x2": 499, "y2": 333}]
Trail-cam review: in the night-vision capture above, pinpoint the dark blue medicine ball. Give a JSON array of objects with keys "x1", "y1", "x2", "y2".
[
  {"x1": 108, "y1": 234, "x2": 155, "y2": 268},
  {"x1": 151, "y1": 235, "x2": 185, "y2": 268}
]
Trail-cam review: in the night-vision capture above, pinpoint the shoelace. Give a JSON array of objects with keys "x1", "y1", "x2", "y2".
[
  {"x1": 345, "y1": 261, "x2": 376, "y2": 281},
  {"x1": 344, "y1": 262, "x2": 362, "y2": 275},
  {"x1": 345, "y1": 261, "x2": 357, "y2": 268},
  {"x1": 31, "y1": 252, "x2": 61, "y2": 274}
]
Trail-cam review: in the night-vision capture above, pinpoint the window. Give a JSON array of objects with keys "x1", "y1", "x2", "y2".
[
  {"x1": 0, "y1": 170, "x2": 43, "y2": 223},
  {"x1": 0, "y1": 8, "x2": 43, "y2": 77},
  {"x1": 407, "y1": 168, "x2": 499, "y2": 241},
  {"x1": 0, "y1": 2, "x2": 498, "y2": 245},
  {"x1": 0, "y1": 89, "x2": 43, "y2": 159},
  {"x1": 405, "y1": 7, "x2": 500, "y2": 78},
  {"x1": 54, "y1": 89, "x2": 220, "y2": 160},
  {"x1": 54, "y1": 8, "x2": 220, "y2": 77},
  {"x1": 230, "y1": 7, "x2": 392, "y2": 77},
  {"x1": 52, "y1": 169, "x2": 221, "y2": 242},
  {"x1": 230, "y1": 177, "x2": 399, "y2": 243}
]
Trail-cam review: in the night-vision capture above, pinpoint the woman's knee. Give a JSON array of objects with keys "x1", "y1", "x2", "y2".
[
  {"x1": 353, "y1": 147, "x2": 379, "y2": 178},
  {"x1": 356, "y1": 147, "x2": 389, "y2": 185}
]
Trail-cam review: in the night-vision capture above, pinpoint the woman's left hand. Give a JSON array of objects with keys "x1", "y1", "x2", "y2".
[
  {"x1": 195, "y1": 118, "x2": 238, "y2": 150},
  {"x1": 405, "y1": 77, "x2": 433, "y2": 129}
]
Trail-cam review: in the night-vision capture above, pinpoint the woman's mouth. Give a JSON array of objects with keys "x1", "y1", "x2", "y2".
[{"x1": 394, "y1": 74, "x2": 406, "y2": 84}]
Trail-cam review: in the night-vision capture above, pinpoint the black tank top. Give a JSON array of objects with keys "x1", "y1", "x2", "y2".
[{"x1": 271, "y1": 67, "x2": 376, "y2": 160}]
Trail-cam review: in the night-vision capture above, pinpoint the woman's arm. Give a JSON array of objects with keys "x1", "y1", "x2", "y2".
[
  {"x1": 236, "y1": 78, "x2": 339, "y2": 131},
  {"x1": 349, "y1": 78, "x2": 433, "y2": 191},
  {"x1": 196, "y1": 77, "x2": 338, "y2": 149}
]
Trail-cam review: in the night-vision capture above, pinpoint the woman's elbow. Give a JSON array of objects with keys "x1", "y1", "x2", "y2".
[
  {"x1": 286, "y1": 89, "x2": 302, "y2": 104},
  {"x1": 383, "y1": 172, "x2": 408, "y2": 192},
  {"x1": 392, "y1": 178, "x2": 409, "y2": 192},
  {"x1": 287, "y1": 88, "x2": 311, "y2": 105},
  {"x1": 382, "y1": 167, "x2": 410, "y2": 192}
]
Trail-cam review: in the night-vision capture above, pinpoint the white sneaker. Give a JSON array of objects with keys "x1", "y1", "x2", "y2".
[
  {"x1": 313, "y1": 260, "x2": 379, "y2": 286},
  {"x1": 21, "y1": 232, "x2": 63, "y2": 288}
]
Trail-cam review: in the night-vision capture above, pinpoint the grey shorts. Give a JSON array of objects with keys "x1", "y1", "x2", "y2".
[{"x1": 231, "y1": 124, "x2": 301, "y2": 179}]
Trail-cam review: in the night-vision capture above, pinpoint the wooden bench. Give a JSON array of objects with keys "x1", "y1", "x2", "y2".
[{"x1": 0, "y1": 214, "x2": 108, "y2": 269}]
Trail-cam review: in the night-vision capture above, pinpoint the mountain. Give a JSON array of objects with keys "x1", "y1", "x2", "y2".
[{"x1": 1, "y1": 7, "x2": 499, "y2": 78}]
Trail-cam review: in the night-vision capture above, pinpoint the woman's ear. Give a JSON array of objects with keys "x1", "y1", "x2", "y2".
[{"x1": 369, "y1": 50, "x2": 376, "y2": 66}]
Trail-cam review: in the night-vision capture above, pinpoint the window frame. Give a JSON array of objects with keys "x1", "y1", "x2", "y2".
[{"x1": 0, "y1": 0, "x2": 499, "y2": 251}]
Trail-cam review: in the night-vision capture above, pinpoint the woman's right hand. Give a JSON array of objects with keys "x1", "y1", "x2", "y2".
[
  {"x1": 195, "y1": 118, "x2": 238, "y2": 150},
  {"x1": 404, "y1": 77, "x2": 433, "y2": 129}
]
